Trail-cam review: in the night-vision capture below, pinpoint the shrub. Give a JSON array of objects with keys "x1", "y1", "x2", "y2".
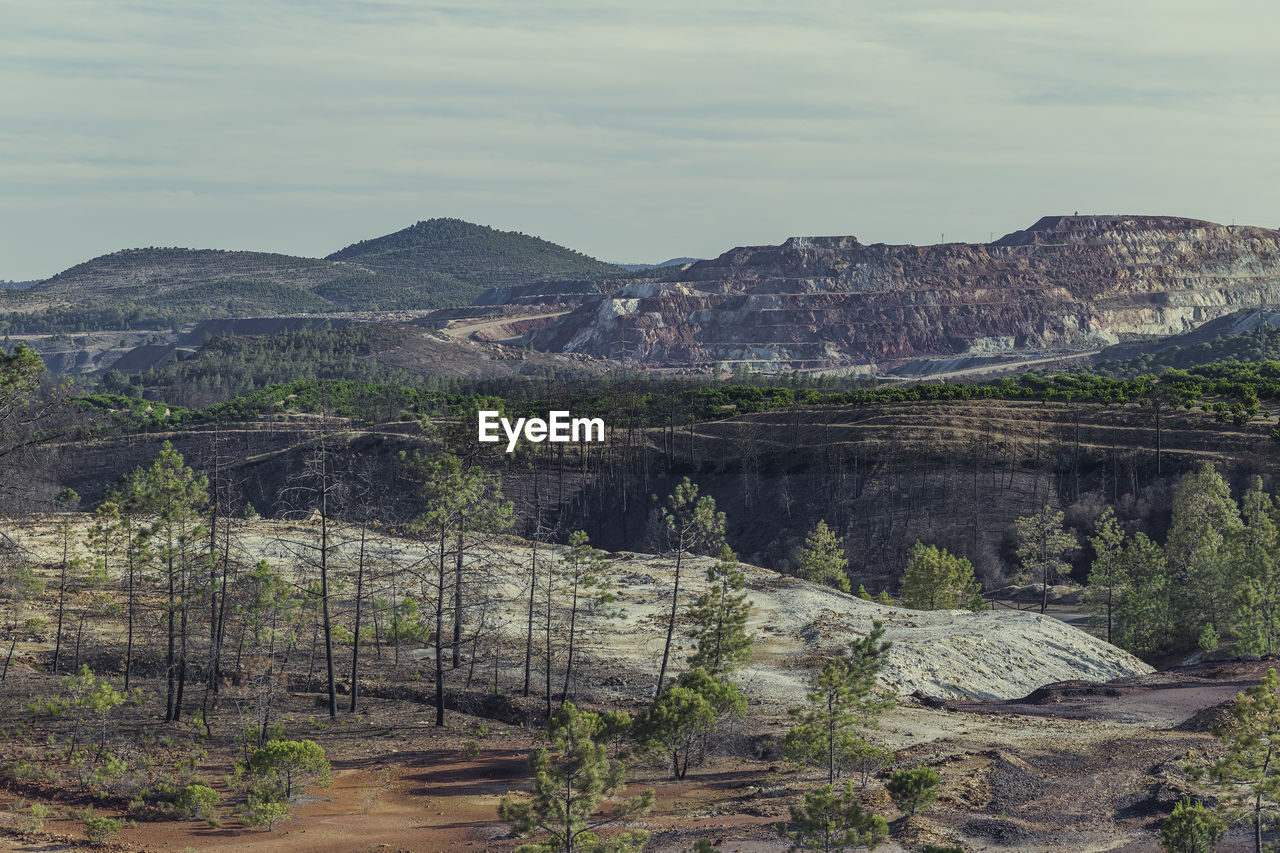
[
  {"x1": 1160, "y1": 798, "x2": 1226, "y2": 853},
  {"x1": 16, "y1": 802, "x2": 53, "y2": 833},
  {"x1": 84, "y1": 815, "x2": 123, "y2": 844},
  {"x1": 242, "y1": 739, "x2": 330, "y2": 801},
  {"x1": 174, "y1": 784, "x2": 220, "y2": 822},
  {"x1": 241, "y1": 798, "x2": 290, "y2": 831},
  {"x1": 886, "y1": 766, "x2": 941, "y2": 817}
]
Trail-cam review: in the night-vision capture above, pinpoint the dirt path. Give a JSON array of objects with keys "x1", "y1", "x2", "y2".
[
  {"x1": 889, "y1": 350, "x2": 1102, "y2": 382},
  {"x1": 440, "y1": 310, "x2": 569, "y2": 343}
]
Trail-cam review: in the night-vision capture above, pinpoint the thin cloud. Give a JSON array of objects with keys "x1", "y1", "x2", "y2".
[{"x1": 1, "y1": 0, "x2": 1278, "y2": 278}]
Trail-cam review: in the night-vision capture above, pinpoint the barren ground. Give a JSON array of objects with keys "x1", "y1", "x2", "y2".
[{"x1": 0, "y1": 518, "x2": 1262, "y2": 852}]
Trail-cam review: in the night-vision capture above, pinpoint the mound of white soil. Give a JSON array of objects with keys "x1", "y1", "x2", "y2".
[
  {"x1": 12, "y1": 519, "x2": 1151, "y2": 707},
  {"x1": 575, "y1": 551, "x2": 1152, "y2": 705}
]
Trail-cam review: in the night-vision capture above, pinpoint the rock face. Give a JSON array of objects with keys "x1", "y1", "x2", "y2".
[{"x1": 530, "y1": 215, "x2": 1280, "y2": 372}]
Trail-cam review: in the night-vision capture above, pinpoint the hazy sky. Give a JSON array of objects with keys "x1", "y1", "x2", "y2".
[{"x1": 2, "y1": 1, "x2": 1278, "y2": 280}]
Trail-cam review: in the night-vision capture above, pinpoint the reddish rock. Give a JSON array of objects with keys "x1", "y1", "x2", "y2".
[{"x1": 531, "y1": 215, "x2": 1280, "y2": 371}]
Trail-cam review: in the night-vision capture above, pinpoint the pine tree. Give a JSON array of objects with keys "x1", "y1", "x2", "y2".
[
  {"x1": 1113, "y1": 532, "x2": 1172, "y2": 656},
  {"x1": 124, "y1": 442, "x2": 209, "y2": 721},
  {"x1": 885, "y1": 766, "x2": 940, "y2": 817},
  {"x1": 1086, "y1": 508, "x2": 1127, "y2": 644},
  {"x1": 900, "y1": 541, "x2": 981, "y2": 611},
  {"x1": 407, "y1": 451, "x2": 511, "y2": 726},
  {"x1": 1014, "y1": 505, "x2": 1077, "y2": 614},
  {"x1": 777, "y1": 780, "x2": 887, "y2": 852},
  {"x1": 637, "y1": 668, "x2": 746, "y2": 779},
  {"x1": 499, "y1": 702, "x2": 654, "y2": 853},
  {"x1": 687, "y1": 544, "x2": 754, "y2": 676},
  {"x1": 1233, "y1": 477, "x2": 1280, "y2": 656},
  {"x1": 558, "y1": 530, "x2": 619, "y2": 705},
  {"x1": 1159, "y1": 798, "x2": 1225, "y2": 853},
  {"x1": 1203, "y1": 667, "x2": 1280, "y2": 853},
  {"x1": 785, "y1": 622, "x2": 891, "y2": 785},
  {"x1": 654, "y1": 478, "x2": 725, "y2": 698},
  {"x1": 797, "y1": 520, "x2": 851, "y2": 593},
  {"x1": 1166, "y1": 463, "x2": 1241, "y2": 641}
]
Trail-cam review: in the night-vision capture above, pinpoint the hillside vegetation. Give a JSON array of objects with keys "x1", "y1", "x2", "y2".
[
  {"x1": 0, "y1": 220, "x2": 631, "y2": 333},
  {"x1": 327, "y1": 217, "x2": 627, "y2": 296}
]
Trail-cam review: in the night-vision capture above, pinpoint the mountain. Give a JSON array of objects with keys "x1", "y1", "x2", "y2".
[
  {"x1": 529, "y1": 215, "x2": 1280, "y2": 372},
  {"x1": 5, "y1": 219, "x2": 632, "y2": 332},
  {"x1": 614, "y1": 257, "x2": 700, "y2": 271},
  {"x1": 325, "y1": 218, "x2": 628, "y2": 305},
  {"x1": 29, "y1": 248, "x2": 367, "y2": 313}
]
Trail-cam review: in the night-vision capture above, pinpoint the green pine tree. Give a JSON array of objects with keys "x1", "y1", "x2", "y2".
[
  {"x1": 1233, "y1": 477, "x2": 1280, "y2": 656},
  {"x1": 777, "y1": 780, "x2": 887, "y2": 852},
  {"x1": 499, "y1": 702, "x2": 654, "y2": 853},
  {"x1": 1166, "y1": 463, "x2": 1241, "y2": 642},
  {"x1": 1202, "y1": 667, "x2": 1280, "y2": 853},
  {"x1": 797, "y1": 520, "x2": 851, "y2": 593},
  {"x1": 1086, "y1": 508, "x2": 1128, "y2": 645},
  {"x1": 885, "y1": 766, "x2": 940, "y2": 817},
  {"x1": 687, "y1": 544, "x2": 755, "y2": 676},
  {"x1": 655, "y1": 478, "x2": 726, "y2": 698},
  {"x1": 1159, "y1": 798, "x2": 1225, "y2": 853},
  {"x1": 900, "y1": 541, "x2": 982, "y2": 611},
  {"x1": 1014, "y1": 505, "x2": 1077, "y2": 614},
  {"x1": 1113, "y1": 532, "x2": 1173, "y2": 656},
  {"x1": 784, "y1": 622, "x2": 891, "y2": 785}
]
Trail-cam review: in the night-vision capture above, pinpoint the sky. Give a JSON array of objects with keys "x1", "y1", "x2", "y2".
[{"x1": 2, "y1": 0, "x2": 1279, "y2": 280}]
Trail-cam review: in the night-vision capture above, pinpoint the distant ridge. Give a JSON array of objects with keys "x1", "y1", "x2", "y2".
[
  {"x1": 532, "y1": 215, "x2": 1280, "y2": 372},
  {"x1": 614, "y1": 257, "x2": 700, "y2": 271},
  {"x1": 4, "y1": 218, "x2": 635, "y2": 331},
  {"x1": 326, "y1": 218, "x2": 628, "y2": 303}
]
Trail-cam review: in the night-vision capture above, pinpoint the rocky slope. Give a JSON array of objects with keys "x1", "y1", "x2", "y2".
[
  {"x1": 217, "y1": 525, "x2": 1147, "y2": 706},
  {"x1": 529, "y1": 215, "x2": 1280, "y2": 372}
]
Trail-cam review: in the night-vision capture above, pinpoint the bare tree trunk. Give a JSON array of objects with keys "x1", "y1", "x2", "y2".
[
  {"x1": 453, "y1": 529, "x2": 464, "y2": 668},
  {"x1": 52, "y1": 526, "x2": 68, "y2": 673},
  {"x1": 523, "y1": 535, "x2": 538, "y2": 697},
  {"x1": 435, "y1": 528, "x2": 447, "y2": 727},
  {"x1": 319, "y1": 466, "x2": 337, "y2": 718},
  {"x1": 655, "y1": 548, "x2": 682, "y2": 698},
  {"x1": 350, "y1": 524, "x2": 367, "y2": 714}
]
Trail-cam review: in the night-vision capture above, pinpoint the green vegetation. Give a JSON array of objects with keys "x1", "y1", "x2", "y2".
[
  {"x1": 785, "y1": 622, "x2": 891, "y2": 785},
  {"x1": 900, "y1": 542, "x2": 983, "y2": 611},
  {"x1": 499, "y1": 701, "x2": 654, "y2": 853},
  {"x1": 173, "y1": 784, "x2": 220, "y2": 821},
  {"x1": 242, "y1": 739, "x2": 331, "y2": 800},
  {"x1": 776, "y1": 780, "x2": 888, "y2": 852},
  {"x1": 84, "y1": 814, "x2": 123, "y2": 844},
  {"x1": 796, "y1": 520, "x2": 851, "y2": 593},
  {"x1": 635, "y1": 669, "x2": 745, "y2": 780},
  {"x1": 327, "y1": 218, "x2": 628, "y2": 301},
  {"x1": 654, "y1": 478, "x2": 726, "y2": 697},
  {"x1": 1159, "y1": 798, "x2": 1225, "y2": 853},
  {"x1": 885, "y1": 766, "x2": 941, "y2": 817},
  {"x1": 109, "y1": 325, "x2": 432, "y2": 405},
  {"x1": 1196, "y1": 667, "x2": 1280, "y2": 853},
  {"x1": 1015, "y1": 506, "x2": 1078, "y2": 614},
  {"x1": 2, "y1": 219, "x2": 633, "y2": 334},
  {"x1": 686, "y1": 544, "x2": 755, "y2": 676},
  {"x1": 1096, "y1": 323, "x2": 1280, "y2": 378}
]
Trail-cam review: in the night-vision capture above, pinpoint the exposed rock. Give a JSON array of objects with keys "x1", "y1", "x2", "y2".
[{"x1": 530, "y1": 215, "x2": 1280, "y2": 372}]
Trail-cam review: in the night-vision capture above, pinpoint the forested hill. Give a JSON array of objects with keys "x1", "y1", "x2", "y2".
[
  {"x1": 0, "y1": 219, "x2": 632, "y2": 333},
  {"x1": 326, "y1": 218, "x2": 628, "y2": 298}
]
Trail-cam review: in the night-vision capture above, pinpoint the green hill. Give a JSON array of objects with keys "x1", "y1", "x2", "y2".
[
  {"x1": 2, "y1": 219, "x2": 631, "y2": 333},
  {"x1": 326, "y1": 218, "x2": 628, "y2": 302}
]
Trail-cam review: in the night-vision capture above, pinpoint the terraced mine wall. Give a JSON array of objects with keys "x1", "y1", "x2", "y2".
[{"x1": 50, "y1": 396, "x2": 1280, "y2": 591}]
